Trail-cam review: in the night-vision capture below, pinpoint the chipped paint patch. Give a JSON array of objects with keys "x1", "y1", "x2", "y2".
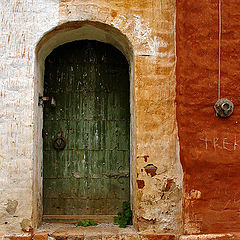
[
  {"x1": 137, "y1": 180, "x2": 145, "y2": 189},
  {"x1": 144, "y1": 164, "x2": 157, "y2": 177}
]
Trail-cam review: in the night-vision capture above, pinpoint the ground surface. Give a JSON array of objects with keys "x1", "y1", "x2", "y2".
[{"x1": 37, "y1": 222, "x2": 137, "y2": 235}]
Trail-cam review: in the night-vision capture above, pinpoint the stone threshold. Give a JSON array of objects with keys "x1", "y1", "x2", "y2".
[
  {"x1": 1, "y1": 223, "x2": 175, "y2": 240},
  {"x1": 2, "y1": 223, "x2": 240, "y2": 240},
  {"x1": 35, "y1": 222, "x2": 175, "y2": 239},
  {"x1": 3, "y1": 233, "x2": 240, "y2": 240}
]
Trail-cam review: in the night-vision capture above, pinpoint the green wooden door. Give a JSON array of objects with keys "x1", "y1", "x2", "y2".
[{"x1": 43, "y1": 40, "x2": 130, "y2": 216}]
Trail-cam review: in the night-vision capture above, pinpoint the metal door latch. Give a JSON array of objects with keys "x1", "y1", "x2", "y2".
[
  {"x1": 53, "y1": 136, "x2": 66, "y2": 151},
  {"x1": 214, "y1": 98, "x2": 234, "y2": 118},
  {"x1": 53, "y1": 129, "x2": 66, "y2": 151},
  {"x1": 39, "y1": 96, "x2": 56, "y2": 107}
]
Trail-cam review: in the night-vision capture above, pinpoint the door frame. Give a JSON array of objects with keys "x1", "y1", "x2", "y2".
[{"x1": 33, "y1": 21, "x2": 135, "y2": 227}]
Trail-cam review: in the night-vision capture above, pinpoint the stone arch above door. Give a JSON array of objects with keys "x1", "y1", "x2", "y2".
[{"x1": 36, "y1": 21, "x2": 134, "y2": 66}]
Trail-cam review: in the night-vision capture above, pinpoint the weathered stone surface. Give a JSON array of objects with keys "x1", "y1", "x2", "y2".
[
  {"x1": 180, "y1": 233, "x2": 240, "y2": 240},
  {"x1": 0, "y1": 233, "x2": 179, "y2": 240},
  {"x1": 0, "y1": 0, "x2": 59, "y2": 234},
  {"x1": 33, "y1": 232, "x2": 49, "y2": 240},
  {"x1": 6, "y1": 200, "x2": 18, "y2": 215},
  {"x1": 67, "y1": 233, "x2": 84, "y2": 240},
  {"x1": 6, "y1": 237, "x2": 32, "y2": 240},
  {"x1": 139, "y1": 234, "x2": 175, "y2": 240},
  {"x1": 51, "y1": 232, "x2": 67, "y2": 240}
]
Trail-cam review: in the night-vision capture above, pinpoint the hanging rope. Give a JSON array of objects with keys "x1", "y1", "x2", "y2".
[
  {"x1": 214, "y1": 0, "x2": 234, "y2": 118},
  {"x1": 218, "y1": 0, "x2": 221, "y2": 99}
]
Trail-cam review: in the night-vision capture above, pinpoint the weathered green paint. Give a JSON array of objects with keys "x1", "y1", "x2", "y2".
[{"x1": 43, "y1": 41, "x2": 130, "y2": 216}]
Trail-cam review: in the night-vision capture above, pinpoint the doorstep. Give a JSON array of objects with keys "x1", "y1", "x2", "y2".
[
  {"x1": 3, "y1": 224, "x2": 240, "y2": 240},
  {"x1": 32, "y1": 222, "x2": 176, "y2": 240}
]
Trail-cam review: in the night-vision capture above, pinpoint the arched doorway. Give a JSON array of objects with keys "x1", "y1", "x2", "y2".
[{"x1": 42, "y1": 40, "x2": 130, "y2": 219}]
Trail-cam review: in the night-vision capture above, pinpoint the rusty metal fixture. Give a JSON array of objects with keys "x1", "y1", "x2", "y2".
[
  {"x1": 53, "y1": 136, "x2": 66, "y2": 151},
  {"x1": 214, "y1": 98, "x2": 234, "y2": 118},
  {"x1": 39, "y1": 96, "x2": 56, "y2": 107}
]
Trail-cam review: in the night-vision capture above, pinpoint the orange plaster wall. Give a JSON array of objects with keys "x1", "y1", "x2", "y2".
[{"x1": 177, "y1": 0, "x2": 240, "y2": 234}]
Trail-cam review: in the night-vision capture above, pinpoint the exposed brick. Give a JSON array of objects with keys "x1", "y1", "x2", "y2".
[
  {"x1": 84, "y1": 235, "x2": 102, "y2": 240},
  {"x1": 7, "y1": 237, "x2": 32, "y2": 240},
  {"x1": 140, "y1": 234, "x2": 176, "y2": 240},
  {"x1": 33, "y1": 232, "x2": 49, "y2": 240},
  {"x1": 51, "y1": 231, "x2": 67, "y2": 240},
  {"x1": 67, "y1": 232, "x2": 84, "y2": 240},
  {"x1": 137, "y1": 180, "x2": 145, "y2": 189},
  {"x1": 180, "y1": 234, "x2": 239, "y2": 240}
]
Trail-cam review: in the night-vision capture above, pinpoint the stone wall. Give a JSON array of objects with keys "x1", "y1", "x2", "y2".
[
  {"x1": 0, "y1": 0, "x2": 181, "y2": 236},
  {"x1": 2, "y1": 0, "x2": 240, "y2": 238},
  {"x1": 0, "y1": 0, "x2": 59, "y2": 235}
]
